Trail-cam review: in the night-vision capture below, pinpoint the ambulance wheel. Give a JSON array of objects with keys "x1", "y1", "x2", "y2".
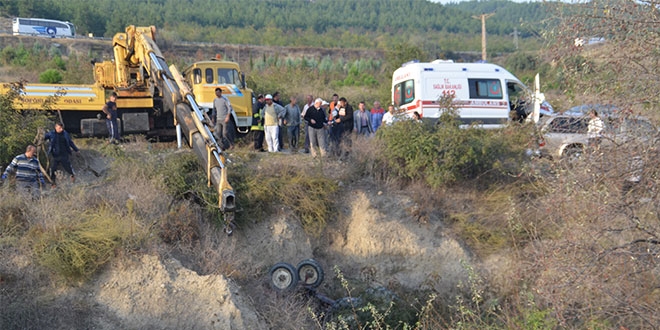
[
  {"x1": 296, "y1": 259, "x2": 324, "y2": 288},
  {"x1": 269, "y1": 262, "x2": 298, "y2": 291}
]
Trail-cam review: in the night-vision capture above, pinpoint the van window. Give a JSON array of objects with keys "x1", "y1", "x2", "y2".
[
  {"x1": 468, "y1": 79, "x2": 502, "y2": 99},
  {"x1": 393, "y1": 79, "x2": 414, "y2": 106}
]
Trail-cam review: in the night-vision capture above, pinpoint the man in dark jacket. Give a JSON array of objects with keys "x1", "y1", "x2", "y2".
[
  {"x1": 303, "y1": 98, "x2": 328, "y2": 158},
  {"x1": 44, "y1": 122, "x2": 79, "y2": 187},
  {"x1": 102, "y1": 92, "x2": 119, "y2": 144},
  {"x1": 331, "y1": 97, "x2": 354, "y2": 156}
]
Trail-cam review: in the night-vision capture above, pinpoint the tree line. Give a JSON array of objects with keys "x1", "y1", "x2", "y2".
[{"x1": 0, "y1": 0, "x2": 551, "y2": 52}]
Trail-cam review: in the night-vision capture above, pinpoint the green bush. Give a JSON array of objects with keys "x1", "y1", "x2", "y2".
[
  {"x1": 0, "y1": 83, "x2": 53, "y2": 165},
  {"x1": 374, "y1": 106, "x2": 532, "y2": 188},
  {"x1": 39, "y1": 69, "x2": 63, "y2": 83},
  {"x1": 50, "y1": 56, "x2": 66, "y2": 71},
  {"x1": 505, "y1": 52, "x2": 539, "y2": 72}
]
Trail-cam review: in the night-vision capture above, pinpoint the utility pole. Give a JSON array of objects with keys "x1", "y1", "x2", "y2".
[
  {"x1": 513, "y1": 27, "x2": 519, "y2": 50},
  {"x1": 472, "y1": 13, "x2": 494, "y2": 61}
]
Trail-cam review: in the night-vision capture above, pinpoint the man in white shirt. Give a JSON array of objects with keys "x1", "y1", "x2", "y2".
[{"x1": 382, "y1": 104, "x2": 396, "y2": 126}]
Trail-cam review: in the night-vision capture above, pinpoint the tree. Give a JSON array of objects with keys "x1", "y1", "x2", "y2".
[
  {"x1": 547, "y1": 0, "x2": 660, "y2": 110},
  {"x1": 0, "y1": 82, "x2": 53, "y2": 165},
  {"x1": 532, "y1": 1, "x2": 660, "y2": 327},
  {"x1": 39, "y1": 69, "x2": 63, "y2": 83}
]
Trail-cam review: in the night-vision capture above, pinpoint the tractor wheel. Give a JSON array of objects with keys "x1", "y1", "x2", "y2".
[{"x1": 269, "y1": 262, "x2": 298, "y2": 291}]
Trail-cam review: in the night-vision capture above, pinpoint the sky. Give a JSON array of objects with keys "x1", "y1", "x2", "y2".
[{"x1": 429, "y1": 0, "x2": 541, "y2": 4}]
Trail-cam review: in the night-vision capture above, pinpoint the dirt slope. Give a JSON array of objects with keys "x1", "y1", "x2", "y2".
[
  {"x1": 94, "y1": 255, "x2": 264, "y2": 330},
  {"x1": 1, "y1": 144, "x2": 474, "y2": 329}
]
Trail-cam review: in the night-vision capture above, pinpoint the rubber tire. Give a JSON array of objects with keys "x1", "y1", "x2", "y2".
[
  {"x1": 296, "y1": 259, "x2": 324, "y2": 288},
  {"x1": 269, "y1": 262, "x2": 298, "y2": 291}
]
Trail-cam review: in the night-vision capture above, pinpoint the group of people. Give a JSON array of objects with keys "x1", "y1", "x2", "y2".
[
  {"x1": 1, "y1": 122, "x2": 79, "y2": 198},
  {"x1": 247, "y1": 92, "x2": 398, "y2": 157}
]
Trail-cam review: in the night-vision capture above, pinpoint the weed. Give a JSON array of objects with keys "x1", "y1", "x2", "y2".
[
  {"x1": 159, "y1": 201, "x2": 200, "y2": 245},
  {"x1": 0, "y1": 187, "x2": 29, "y2": 239},
  {"x1": 233, "y1": 158, "x2": 337, "y2": 236},
  {"x1": 31, "y1": 207, "x2": 133, "y2": 281}
]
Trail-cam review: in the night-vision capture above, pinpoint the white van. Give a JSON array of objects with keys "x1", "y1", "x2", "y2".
[{"x1": 391, "y1": 60, "x2": 549, "y2": 128}]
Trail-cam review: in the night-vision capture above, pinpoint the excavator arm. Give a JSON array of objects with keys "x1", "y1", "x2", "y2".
[{"x1": 119, "y1": 26, "x2": 237, "y2": 233}]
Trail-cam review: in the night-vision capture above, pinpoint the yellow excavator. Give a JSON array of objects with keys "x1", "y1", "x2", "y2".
[{"x1": 1, "y1": 25, "x2": 243, "y2": 234}]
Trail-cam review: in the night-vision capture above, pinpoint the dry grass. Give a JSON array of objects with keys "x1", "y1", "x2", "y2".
[
  {"x1": 234, "y1": 154, "x2": 338, "y2": 237},
  {"x1": 2, "y1": 116, "x2": 659, "y2": 328},
  {"x1": 30, "y1": 207, "x2": 132, "y2": 281}
]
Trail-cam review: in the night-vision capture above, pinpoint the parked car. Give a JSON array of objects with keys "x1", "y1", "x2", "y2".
[{"x1": 534, "y1": 113, "x2": 657, "y2": 161}]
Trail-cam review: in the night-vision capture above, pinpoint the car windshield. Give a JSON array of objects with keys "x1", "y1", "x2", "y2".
[{"x1": 545, "y1": 116, "x2": 588, "y2": 133}]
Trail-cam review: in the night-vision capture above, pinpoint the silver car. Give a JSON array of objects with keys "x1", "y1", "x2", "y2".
[{"x1": 536, "y1": 114, "x2": 657, "y2": 161}]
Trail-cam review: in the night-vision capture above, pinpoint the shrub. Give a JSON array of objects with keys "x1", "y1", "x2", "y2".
[
  {"x1": 505, "y1": 52, "x2": 539, "y2": 72},
  {"x1": 0, "y1": 82, "x2": 53, "y2": 165},
  {"x1": 372, "y1": 109, "x2": 532, "y2": 188},
  {"x1": 50, "y1": 56, "x2": 66, "y2": 71},
  {"x1": 231, "y1": 158, "x2": 337, "y2": 237},
  {"x1": 0, "y1": 187, "x2": 30, "y2": 239},
  {"x1": 31, "y1": 207, "x2": 132, "y2": 281},
  {"x1": 39, "y1": 69, "x2": 63, "y2": 83}
]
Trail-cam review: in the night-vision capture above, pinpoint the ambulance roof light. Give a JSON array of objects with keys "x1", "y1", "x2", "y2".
[
  {"x1": 401, "y1": 60, "x2": 420, "y2": 67},
  {"x1": 431, "y1": 59, "x2": 454, "y2": 64}
]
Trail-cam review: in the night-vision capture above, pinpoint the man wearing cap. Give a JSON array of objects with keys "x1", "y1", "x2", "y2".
[
  {"x1": 273, "y1": 91, "x2": 286, "y2": 150},
  {"x1": 212, "y1": 87, "x2": 234, "y2": 150},
  {"x1": 251, "y1": 94, "x2": 266, "y2": 151},
  {"x1": 260, "y1": 94, "x2": 286, "y2": 152},
  {"x1": 303, "y1": 98, "x2": 328, "y2": 158}
]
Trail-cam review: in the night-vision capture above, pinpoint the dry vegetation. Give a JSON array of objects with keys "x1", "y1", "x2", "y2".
[
  {"x1": 3, "y1": 2, "x2": 660, "y2": 327},
  {"x1": 2, "y1": 112, "x2": 659, "y2": 329}
]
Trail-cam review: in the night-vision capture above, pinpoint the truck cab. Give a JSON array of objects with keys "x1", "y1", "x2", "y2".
[{"x1": 183, "y1": 59, "x2": 254, "y2": 134}]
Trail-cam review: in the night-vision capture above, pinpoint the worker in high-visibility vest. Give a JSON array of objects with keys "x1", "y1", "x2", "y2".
[{"x1": 251, "y1": 94, "x2": 265, "y2": 152}]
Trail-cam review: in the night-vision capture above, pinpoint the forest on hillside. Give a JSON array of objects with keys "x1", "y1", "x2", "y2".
[{"x1": 0, "y1": 0, "x2": 551, "y2": 52}]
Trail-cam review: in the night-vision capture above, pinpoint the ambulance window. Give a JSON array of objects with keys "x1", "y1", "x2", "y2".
[
  {"x1": 469, "y1": 79, "x2": 502, "y2": 99},
  {"x1": 192, "y1": 69, "x2": 202, "y2": 84},
  {"x1": 393, "y1": 84, "x2": 402, "y2": 106},
  {"x1": 403, "y1": 80, "x2": 415, "y2": 104},
  {"x1": 393, "y1": 80, "x2": 414, "y2": 106},
  {"x1": 205, "y1": 68, "x2": 214, "y2": 83}
]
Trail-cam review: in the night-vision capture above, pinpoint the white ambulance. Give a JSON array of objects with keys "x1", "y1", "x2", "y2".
[{"x1": 391, "y1": 59, "x2": 548, "y2": 128}]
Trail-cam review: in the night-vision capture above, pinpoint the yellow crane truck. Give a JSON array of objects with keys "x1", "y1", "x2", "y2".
[{"x1": 0, "y1": 25, "x2": 246, "y2": 234}]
